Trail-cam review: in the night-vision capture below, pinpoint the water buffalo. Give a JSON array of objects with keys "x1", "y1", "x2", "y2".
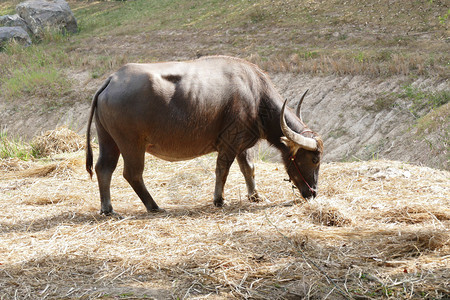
[{"x1": 86, "y1": 56, "x2": 323, "y2": 215}]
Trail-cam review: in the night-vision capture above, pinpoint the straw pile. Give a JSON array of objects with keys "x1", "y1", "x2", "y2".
[
  {"x1": 0, "y1": 157, "x2": 34, "y2": 172},
  {"x1": 32, "y1": 127, "x2": 85, "y2": 157},
  {"x1": 0, "y1": 149, "x2": 448, "y2": 299}
]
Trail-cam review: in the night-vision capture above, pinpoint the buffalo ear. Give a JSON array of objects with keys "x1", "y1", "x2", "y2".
[{"x1": 280, "y1": 137, "x2": 301, "y2": 155}]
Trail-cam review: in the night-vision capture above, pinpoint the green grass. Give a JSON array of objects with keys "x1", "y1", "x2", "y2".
[
  {"x1": 0, "y1": 1, "x2": 16, "y2": 16},
  {"x1": 398, "y1": 84, "x2": 450, "y2": 117},
  {"x1": 2, "y1": 67, "x2": 71, "y2": 99},
  {"x1": 70, "y1": 0, "x2": 448, "y2": 69},
  {"x1": 0, "y1": 43, "x2": 72, "y2": 104},
  {"x1": 0, "y1": 129, "x2": 37, "y2": 160},
  {"x1": 366, "y1": 84, "x2": 449, "y2": 114},
  {"x1": 415, "y1": 102, "x2": 449, "y2": 145},
  {"x1": 413, "y1": 103, "x2": 449, "y2": 163},
  {"x1": 416, "y1": 102, "x2": 450, "y2": 134},
  {"x1": 365, "y1": 96, "x2": 398, "y2": 112},
  {"x1": 0, "y1": 0, "x2": 448, "y2": 109}
]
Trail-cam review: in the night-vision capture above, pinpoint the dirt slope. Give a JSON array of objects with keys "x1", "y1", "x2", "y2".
[
  {"x1": 1, "y1": 70, "x2": 447, "y2": 169},
  {"x1": 0, "y1": 0, "x2": 448, "y2": 169},
  {"x1": 271, "y1": 73, "x2": 448, "y2": 169}
]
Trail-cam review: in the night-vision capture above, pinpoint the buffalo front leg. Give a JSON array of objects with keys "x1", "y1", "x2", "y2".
[
  {"x1": 237, "y1": 149, "x2": 260, "y2": 202},
  {"x1": 213, "y1": 152, "x2": 235, "y2": 207},
  {"x1": 122, "y1": 149, "x2": 161, "y2": 212}
]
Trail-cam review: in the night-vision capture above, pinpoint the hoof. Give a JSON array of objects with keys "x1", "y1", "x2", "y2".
[
  {"x1": 100, "y1": 210, "x2": 123, "y2": 219},
  {"x1": 248, "y1": 192, "x2": 262, "y2": 203},
  {"x1": 214, "y1": 197, "x2": 224, "y2": 207},
  {"x1": 147, "y1": 207, "x2": 165, "y2": 213}
]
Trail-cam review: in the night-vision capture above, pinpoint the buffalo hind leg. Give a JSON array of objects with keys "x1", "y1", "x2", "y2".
[
  {"x1": 213, "y1": 152, "x2": 235, "y2": 207},
  {"x1": 237, "y1": 149, "x2": 260, "y2": 202},
  {"x1": 122, "y1": 148, "x2": 161, "y2": 212},
  {"x1": 95, "y1": 122, "x2": 120, "y2": 216}
]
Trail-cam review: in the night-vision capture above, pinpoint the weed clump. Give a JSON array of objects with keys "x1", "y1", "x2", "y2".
[{"x1": 0, "y1": 129, "x2": 34, "y2": 160}]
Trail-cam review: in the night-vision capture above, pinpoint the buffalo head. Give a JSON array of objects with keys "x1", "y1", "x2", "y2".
[{"x1": 280, "y1": 91, "x2": 323, "y2": 199}]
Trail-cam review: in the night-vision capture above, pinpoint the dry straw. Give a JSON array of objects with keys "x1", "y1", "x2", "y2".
[
  {"x1": 32, "y1": 126, "x2": 85, "y2": 157},
  {"x1": 0, "y1": 132, "x2": 448, "y2": 299}
]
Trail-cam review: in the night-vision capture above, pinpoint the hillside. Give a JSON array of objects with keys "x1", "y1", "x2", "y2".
[
  {"x1": 0, "y1": 1, "x2": 449, "y2": 298},
  {"x1": 0, "y1": 0, "x2": 448, "y2": 169}
]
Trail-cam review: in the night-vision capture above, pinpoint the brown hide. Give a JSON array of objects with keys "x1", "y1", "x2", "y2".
[{"x1": 86, "y1": 56, "x2": 322, "y2": 215}]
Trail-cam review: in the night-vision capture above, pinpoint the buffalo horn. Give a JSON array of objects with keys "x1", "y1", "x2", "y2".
[
  {"x1": 295, "y1": 89, "x2": 308, "y2": 121},
  {"x1": 280, "y1": 99, "x2": 318, "y2": 151}
]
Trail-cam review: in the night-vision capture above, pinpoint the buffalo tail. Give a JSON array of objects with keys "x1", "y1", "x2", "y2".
[{"x1": 86, "y1": 77, "x2": 111, "y2": 178}]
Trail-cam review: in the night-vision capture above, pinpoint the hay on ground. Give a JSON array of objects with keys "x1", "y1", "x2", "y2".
[
  {"x1": 32, "y1": 127, "x2": 85, "y2": 157},
  {"x1": 0, "y1": 153, "x2": 449, "y2": 299}
]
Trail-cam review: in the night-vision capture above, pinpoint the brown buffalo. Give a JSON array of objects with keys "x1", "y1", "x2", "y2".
[{"x1": 86, "y1": 56, "x2": 323, "y2": 215}]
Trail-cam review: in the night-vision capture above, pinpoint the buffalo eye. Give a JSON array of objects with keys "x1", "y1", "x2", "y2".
[{"x1": 312, "y1": 156, "x2": 319, "y2": 164}]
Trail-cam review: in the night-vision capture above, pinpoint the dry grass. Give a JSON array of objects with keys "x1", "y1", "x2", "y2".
[
  {"x1": 248, "y1": 52, "x2": 440, "y2": 78},
  {"x1": 31, "y1": 127, "x2": 85, "y2": 157},
  {"x1": 0, "y1": 146, "x2": 449, "y2": 298}
]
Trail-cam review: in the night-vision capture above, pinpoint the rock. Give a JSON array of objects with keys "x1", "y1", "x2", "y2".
[
  {"x1": 0, "y1": 26, "x2": 32, "y2": 47},
  {"x1": 16, "y1": 0, "x2": 78, "y2": 36},
  {"x1": 0, "y1": 14, "x2": 32, "y2": 35}
]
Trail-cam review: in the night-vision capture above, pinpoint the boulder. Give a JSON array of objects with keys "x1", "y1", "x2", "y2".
[
  {"x1": 0, "y1": 14, "x2": 32, "y2": 35},
  {"x1": 0, "y1": 26, "x2": 32, "y2": 46},
  {"x1": 16, "y1": 0, "x2": 78, "y2": 36}
]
